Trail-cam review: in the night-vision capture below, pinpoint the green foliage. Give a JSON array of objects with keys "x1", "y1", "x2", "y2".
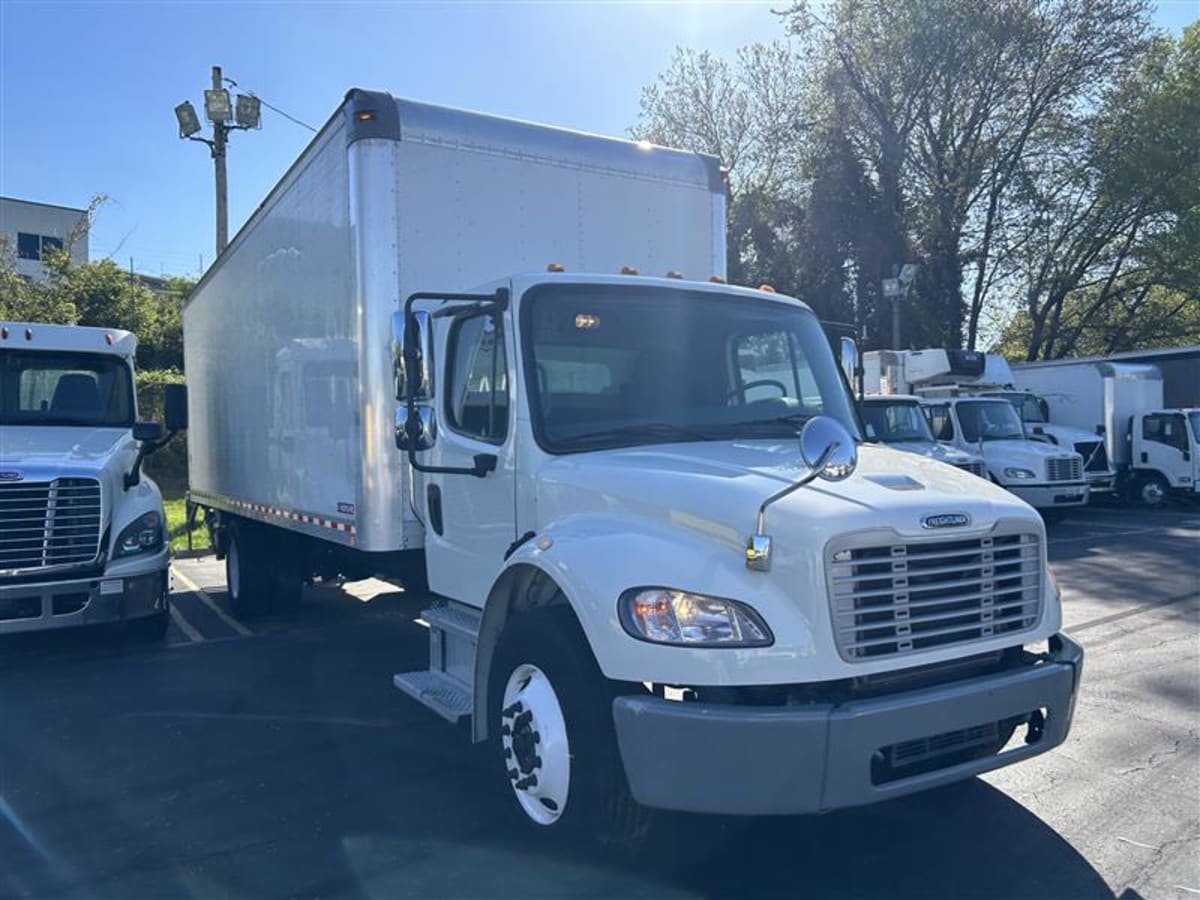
[{"x1": 136, "y1": 369, "x2": 189, "y2": 490}]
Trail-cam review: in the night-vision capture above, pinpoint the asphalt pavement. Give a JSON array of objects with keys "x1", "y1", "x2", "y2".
[{"x1": 0, "y1": 505, "x2": 1196, "y2": 899}]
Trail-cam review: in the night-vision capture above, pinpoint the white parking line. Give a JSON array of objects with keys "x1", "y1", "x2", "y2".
[
  {"x1": 172, "y1": 566, "x2": 252, "y2": 637},
  {"x1": 1049, "y1": 527, "x2": 1160, "y2": 544},
  {"x1": 168, "y1": 604, "x2": 203, "y2": 642}
]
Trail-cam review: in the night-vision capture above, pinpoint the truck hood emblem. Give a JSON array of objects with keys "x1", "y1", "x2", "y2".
[
  {"x1": 922, "y1": 512, "x2": 971, "y2": 529},
  {"x1": 0, "y1": 471, "x2": 23, "y2": 482}
]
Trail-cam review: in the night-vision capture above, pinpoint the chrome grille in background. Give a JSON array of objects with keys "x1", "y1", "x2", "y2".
[
  {"x1": 954, "y1": 461, "x2": 987, "y2": 478},
  {"x1": 1074, "y1": 441, "x2": 1109, "y2": 473},
  {"x1": 828, "y1": 529, "x2": 1042, "y2": 661},
  {"x1": 1046, "y1": 457, "x2": 1083, "y2": 482},
  {"x1": 0, "y1": 478, "x2": 102, "y2": 573}
]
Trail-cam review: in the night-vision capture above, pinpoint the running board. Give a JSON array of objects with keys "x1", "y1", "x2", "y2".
[{"x1": 393, "y1": 601, "x2": 481, "y2": 724}]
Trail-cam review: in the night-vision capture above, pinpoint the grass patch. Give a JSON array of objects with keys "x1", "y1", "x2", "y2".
[{"x1": 163, "y1": 491, "x2": 210, "y2": 553}]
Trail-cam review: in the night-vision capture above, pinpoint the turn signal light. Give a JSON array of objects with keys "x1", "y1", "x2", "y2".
[{"x1": 759, "y1": 284, "x2": 776, "y2": 293}]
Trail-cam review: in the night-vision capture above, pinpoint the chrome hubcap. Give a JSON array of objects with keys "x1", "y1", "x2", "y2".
[
  {"x1": 1142, "y1": 481, "x2": 1165, "y2": 505},
  {"x1": 501, "y1": 663, "x2": 569, "y2": 825}
]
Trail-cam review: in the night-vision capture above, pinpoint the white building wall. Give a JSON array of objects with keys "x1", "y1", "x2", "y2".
[{"x1": 0, "y1": 196, "x2": 89, "y2": 282}]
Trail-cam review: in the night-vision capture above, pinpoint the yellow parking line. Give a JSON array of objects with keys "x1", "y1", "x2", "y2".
[
  {"x1": 172, "y1": 566, "x2": 253, "y2": 637},
  {"x1": 169, "y1": 603, "x2": 204, "y2": 642}
]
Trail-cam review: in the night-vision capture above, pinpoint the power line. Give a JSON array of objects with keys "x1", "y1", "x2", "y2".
[{"x1": 223, "y1": 76, "x2": 317, "y2": 133}]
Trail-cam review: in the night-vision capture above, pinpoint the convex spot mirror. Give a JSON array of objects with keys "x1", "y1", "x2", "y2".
[
  {"x1": 391, "y1": 310, "x2": 434, "y2": 402},
  {"x1": 395, "y1": 405, "x2": 436, "y2": 452},
  {"x1": 799, "y1": 416, "x2": 857, "y2": 481}
]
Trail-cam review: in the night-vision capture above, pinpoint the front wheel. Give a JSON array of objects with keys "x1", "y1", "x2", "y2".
[
  {"x1": 1133, "y1": 473, "x2": 1169, "y2": 509},
  {"x1": 489, "y1": 607, "x2": 653, "y2": 846}
]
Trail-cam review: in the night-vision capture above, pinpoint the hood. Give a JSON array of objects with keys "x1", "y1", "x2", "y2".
[
  {"x1": 0, "y1": 426, "x2": 136, "y2": 492},
  {"x1": 1029, "y1": 422, "x2": 1104, "y2": 446},
  {"x1": 534, "y1": 440, "x2": 1033, "y2": 553},
  {"x1": 975, "y1": 438, "x2": 1079, "y2": 471},
  {"x1": 885, "y1": 440, "x2": 980, "y2": 466}
]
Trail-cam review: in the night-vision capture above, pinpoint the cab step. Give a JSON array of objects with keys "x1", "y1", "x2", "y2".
[{"x1": 393, "y1": 600, "x2": 481, "y2": 724}]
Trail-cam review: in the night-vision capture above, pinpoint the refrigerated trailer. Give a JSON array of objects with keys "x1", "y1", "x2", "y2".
[{"x1": 179, "y1": 90, "x2": 1081, "y2": 843}]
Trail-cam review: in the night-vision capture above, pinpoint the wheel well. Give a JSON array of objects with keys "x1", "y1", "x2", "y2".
[{"x1": 471, "y1": 563, "x2": 572, "y2": 743}]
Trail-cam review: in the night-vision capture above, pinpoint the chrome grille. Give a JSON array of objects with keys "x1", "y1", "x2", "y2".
[
  {"x1": 1046, "y1": 457, "x2": 1082, "y2": 482},
  {"x1": 954, "y1": 461, "x2": 986, "y2": 478},
  {"x1": 1074, "y1": 441, "x2": 1109, "y2": 473},
  {"x1": 0, "y1": 478, "x2": 102, "y2": 573},
  {"x1": 827, "y1": 529, "x2": 1042, "y2": 662}
]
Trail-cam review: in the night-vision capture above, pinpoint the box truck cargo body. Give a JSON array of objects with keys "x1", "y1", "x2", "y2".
[
  {"x1": 184, "y1": 91, "x2": 726, "y2": 564},
  {"x1": 180, "y1": 90, "x2": 1081, "y2": 842}
]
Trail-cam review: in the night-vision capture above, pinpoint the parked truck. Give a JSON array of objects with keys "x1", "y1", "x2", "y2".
[
  {"x1": 858, "y1": 394, "x2": 987, "y2": 478},
  {"x1": 0, "y1": 323, "x2": 181, "y2": 637},
  {"x1": 863, "y1": 349, "x2": 1091, "y2": 519},
  {"x1": 1014, "y1": 359, "x2": 1199, "y2": 507},
  {"x1": 178, "y1": 90, "x2": 1083, "y2": 843}
]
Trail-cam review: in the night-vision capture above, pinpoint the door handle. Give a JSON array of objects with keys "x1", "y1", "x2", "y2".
[{"x1": 1140, "y1": 452, "x2": 1148, "y2": 464}]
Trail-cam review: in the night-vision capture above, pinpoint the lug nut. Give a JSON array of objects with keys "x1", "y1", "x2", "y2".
[
  {"x1": 507, "y1": 767, "x2": 519, "y2": 781},
  {"x1": 500, "y1": 725, "x2": 511, "y2": 736},
  {"x1": 504, "y1": 747, "x2": 512, "y2": 758},
  {"x1": 514, "y1": 710, "x2": 533, "y2": 727},
  {"x1": 532, "y1": 731, "x2": 540, "y2": 744},
  {"x1": 531, "y1": 756, "x2": 542, "y2": 769},
  {"x1": 503, "y1": 701, "x2": 523, "y2": 718}
]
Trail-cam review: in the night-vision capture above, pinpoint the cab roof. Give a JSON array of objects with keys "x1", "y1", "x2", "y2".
[{"x1": 0, "y1": 322, "x2": 136, "y2": 357}]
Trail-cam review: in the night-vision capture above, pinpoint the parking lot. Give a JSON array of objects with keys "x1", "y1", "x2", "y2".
[{"x1": 1, "y1": 505, "x2": 1196, "y2": 899}]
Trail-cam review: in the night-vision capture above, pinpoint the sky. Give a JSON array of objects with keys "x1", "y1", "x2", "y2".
[{"x1": 1, "y1": 0, "x2": 1196, "y2": 279}]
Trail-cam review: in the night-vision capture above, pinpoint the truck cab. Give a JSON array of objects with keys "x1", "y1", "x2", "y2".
[
  {"x1": 859, "y1": 394, "x2": 986, "y2": 478},
  {"x1": 1128, "y1": 408, "x2": 1200, "y2": 505},
  {"x1": 919, "y1": 396, "x2": 1089, "y2": 518},
  {"x1": 0, "y1": 322, "x2": 176, "y2": 637}
]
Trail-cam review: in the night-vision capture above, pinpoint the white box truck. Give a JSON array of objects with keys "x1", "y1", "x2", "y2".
[
  {"x1": 863, "y1": 349, "x2": 1091, "y2": 519},
  {"x1": 0, "y1": 323, "x2": 181, "y2": 637},
  {"x1": 1014, "y1": 359, "x2": 1199, "y2": 507},
  {"x1": 179, "y1": 90, "x2": 1082, "y2": 843}
]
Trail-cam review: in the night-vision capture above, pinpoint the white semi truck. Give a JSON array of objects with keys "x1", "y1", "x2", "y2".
[
  {"x1": 0, "y1": 323, "x2": 181, "y2": 637},
  {"x1": 179, "y1": 90, "x2": 1082, "y2": 842},
  {"x1": 1014, "y1": 359, "x2": 1199, "y2": 507},
  {"x1": 863, "y1": 349, "x2": 1091, "y2": 518}
]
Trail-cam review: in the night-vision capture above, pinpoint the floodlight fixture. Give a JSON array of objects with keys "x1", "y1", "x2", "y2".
[
  {"x1": 234, "y1": 94, "x2": 261, "y2": 129},
  {"x1": 882, "y1": 277, "x2": 901, "y2": 298},
  {"x1": 204, "y1": 88, "x2": 232, "y2": 124},
  {"x1": 175, "y1": 102, "x2": 202, "y2": 139},
  {"x1": 898, "y1": 263, "x2": 919, "y2": 284}
]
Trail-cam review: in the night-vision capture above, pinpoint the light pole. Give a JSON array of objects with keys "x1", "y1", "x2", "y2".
[
  {"x1": 174, "y1": 66, "x2": 261, "y2": 258},
  {"x1": 882, "y1": 263, "x2": 918, "y2": 349}
]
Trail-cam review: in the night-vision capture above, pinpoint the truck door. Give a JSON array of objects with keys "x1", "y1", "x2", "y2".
[
  {"x1": 421, "y1": 308, "x2": 517, "y2": 603},
  {"x1": 1138, "y1": 413, "x2": 1191, "y2": 488}
]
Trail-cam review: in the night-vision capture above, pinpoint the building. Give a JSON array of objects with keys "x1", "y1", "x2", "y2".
[{"x1": 0, "y1": 196, "x2": 89, "y2": 282}]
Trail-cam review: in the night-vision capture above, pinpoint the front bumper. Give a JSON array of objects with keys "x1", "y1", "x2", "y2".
[
  {"x1": 613, "y1": 634, "x2": 1083, "y2": 816},
  {"x1": 0, "y1": 549, "x2": 170, "y2": 635},
  {"x1": 1006, "y1": 482, "x2": 1089, "y2": 509}
]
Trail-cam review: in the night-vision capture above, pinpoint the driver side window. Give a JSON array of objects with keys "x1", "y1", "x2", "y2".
[
  {"x1": 924, "y1": 404, "x2": 954, "y2": 441},
  {"x1": 732, "y1": 331, "x2": 818, "y2": 406}
]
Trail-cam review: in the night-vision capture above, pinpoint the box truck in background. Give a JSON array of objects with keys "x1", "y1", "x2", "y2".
[
  {"x1": 1014, "y1": 360, "x2": 1199, "y2": 507},
  {"x1": 0, "y1": 323, "x2": 182, "y2": 637},
  {"x1": 177, "y1": 90, "x2": 1081, "y2": 843}
]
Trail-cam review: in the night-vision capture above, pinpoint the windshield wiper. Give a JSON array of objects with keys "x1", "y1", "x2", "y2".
[
  {"x1": 561, "y1": 422, "x2": 716, "y2": 448},
  {"x1": 734, "y1": 412, "x2": 815, "y2": 431}
]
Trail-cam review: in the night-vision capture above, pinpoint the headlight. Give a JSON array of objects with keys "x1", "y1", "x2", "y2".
[
  {"x1": 113, "y1": 511, "x2": 163, "y2": 558},
  {"x1": 1004, "y1": 467, "x2": 1036, "y2": 479},
  {"x1": 618, "y1": 588, "x2": 772, "y2": 647}
]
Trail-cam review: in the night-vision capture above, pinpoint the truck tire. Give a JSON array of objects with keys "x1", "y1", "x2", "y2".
[
  {"x1": 225, "y1": 521, "x2": 273, "y2": 618},
  {"x1": 489, "y1": 606, "x2": 653, "y2": 847},
  {"x1": 1133, "y1": 473, "x2": 1169, "y2": 509}
]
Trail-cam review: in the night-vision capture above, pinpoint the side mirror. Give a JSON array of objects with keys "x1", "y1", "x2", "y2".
[
  {"x1": 395, "y1": 406, "x2": 436, "y2": 451},
  {"x1": 164, "y1": 383, "x2": 188, "y2": 431},
  {"x1": 839, "y1": 337, "x2": 859, "y2": 388},
  {"x1": 133, "y1": 421, "x2": 165, "y2": 443},
  {"x1": 392, "y1": 309, "x2": 434, "y2": 401},
  {"x1": 1038, "y1": 398, "x2": 1050, "y2": 422},
  {"x1": 800, "y1": 416, "x2": 857, "y2": 481}
]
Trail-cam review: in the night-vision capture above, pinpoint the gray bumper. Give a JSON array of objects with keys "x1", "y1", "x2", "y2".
[
  {"x1": 613, "y1": 635, "x2": 1083, "y2": 816},
  {"x1": 0, "y1": 552, "x2": 170, "y2": 635}
]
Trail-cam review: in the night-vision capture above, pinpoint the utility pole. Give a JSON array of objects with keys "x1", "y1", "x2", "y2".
[
  {"x1": 882, "y1": 264, "x2": 919, "y2": 349},
  {"x1": 211, "y1": 66, "x2": 229, "y2": 254},
  {"x1": 174, "y1": 66, "x2": 262, "y2": 261}
]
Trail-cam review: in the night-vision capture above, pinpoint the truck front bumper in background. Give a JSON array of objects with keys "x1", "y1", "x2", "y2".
[
  {"x1": 1007, "y1": 482, "x2": 1089, "y2": 508},
  {"x1": 613, "y1": 634, "x2": 1083, "y2": 816},
  {"x1": 0, "y1": 550, "x2": 170, "y2": 635}
]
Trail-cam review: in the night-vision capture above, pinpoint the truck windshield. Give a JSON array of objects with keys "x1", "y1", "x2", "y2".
[
  {"x1": 861, "y1": 401, "x2": 934, "y2": 443},
  {"x1": 1190, "y1": 412, "x2": 1200, "y2": 444},
  {"x1": 956, "y1": 400, "x2": 1025, "y2": 443},
  {"x1": 522, "y1": 284, "x2": 860, "y2": 453},
  {"x1": 997, "y1": 392, "x2": 1046, "y2": 424},
  {"x1": 0, "y1": 351, "x2": 134, "y2": 427}
]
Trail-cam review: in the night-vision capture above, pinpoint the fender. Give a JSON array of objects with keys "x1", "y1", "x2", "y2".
[{"x1": 470, "y1": 513, "x2": 821, "y2": 741}]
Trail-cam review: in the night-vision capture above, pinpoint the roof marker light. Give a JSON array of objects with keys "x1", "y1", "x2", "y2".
[
  {"x1": 24, "y1": 328, "x2": 33, "y2": 340},
  {"x1": 356, "y1": 111, "x2": 376, "y2": 122},
  {"x1": 708, "y1": 275, "x2": 726, "y2": 284},
  {"x1": 666, "y1": 270, "x2": 683, "y2": 279},
  {"x1": 547, "y1": 263, "x2": 565, "y2": 273},
  {"x1": 105, "y1": 333, "x2": 114, "y2": 345},
  {"x1": 759, "y1": 284, "x2": 776, "y2": 293},
  {"x1": 0, "y1": 327, "x2": 7, "y2": 340},
  {"x1": 621, "y1": 266, "x2": 639, "y2": 275}
]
